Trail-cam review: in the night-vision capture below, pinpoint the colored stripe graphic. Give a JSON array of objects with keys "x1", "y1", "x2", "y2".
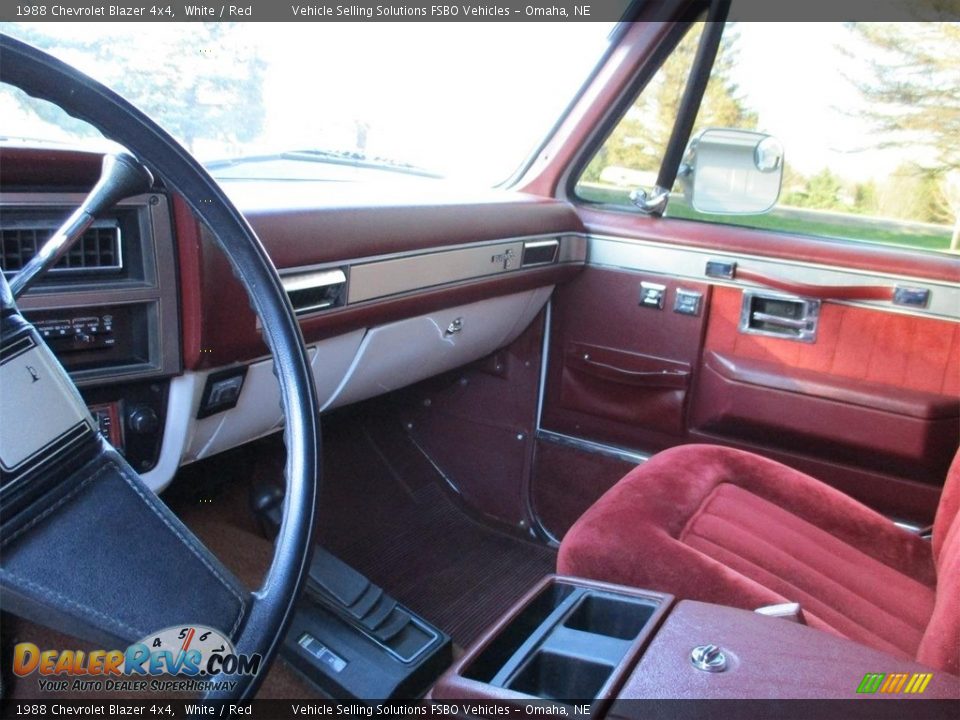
[
  {"x1": 906, "y1": 673, "x2": 933, "y2": 694},
  {"x1": 857, "y1": 673, "x2": 885, "y2": 693},
  {"x1": 880, "y1": 672, "x2": 908, "y2": 693},
  {"x1": 181, "y1": 627, "x2": 195, "y2": 653},
  {"x1": 857, "y1": 672, "x2": 932, "y2": 694}
]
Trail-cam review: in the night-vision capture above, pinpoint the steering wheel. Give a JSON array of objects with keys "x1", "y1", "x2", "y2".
[{"x1": 0, "y1": 35, "x2": 320, "y2": 700}]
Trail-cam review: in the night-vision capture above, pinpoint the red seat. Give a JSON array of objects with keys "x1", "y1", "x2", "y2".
[{"x1": 557, "y1": 444, "x2": 960, "y2": 674}]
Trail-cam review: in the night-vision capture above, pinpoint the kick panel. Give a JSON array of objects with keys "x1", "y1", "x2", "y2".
[{"x1": 542, "y1": 267, "x2": 710, "y2": 455}]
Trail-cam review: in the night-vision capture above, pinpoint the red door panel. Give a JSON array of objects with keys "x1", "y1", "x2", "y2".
[
  {"x1": 704, "y1": 286, "x2": 960, "y2": 396},
  {"x1": 691, "y1": 286, "x2": 960, "y2": 485},
  {"x1": 539, "y1": 217, "x2": 960, "y2": 524},
  {"x1": 542, "y1": 266, "x2": 710, "y2": 454}
]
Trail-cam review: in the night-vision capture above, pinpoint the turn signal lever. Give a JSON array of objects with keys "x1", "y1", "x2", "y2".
[{"x1": 9, "y1": 152, "x2": 154, "y2": 299}]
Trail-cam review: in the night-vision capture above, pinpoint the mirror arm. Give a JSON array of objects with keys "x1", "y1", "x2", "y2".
[
  {"x1": 630, "y1": 186, "x2": 671, "y2": 215},
  {"x1": 650, "y1": 0, "x2": 731, "y2": 214}
]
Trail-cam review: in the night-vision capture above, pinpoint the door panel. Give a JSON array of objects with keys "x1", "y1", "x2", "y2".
[
  {"x1": 703, "y1": 286, "x2": 960, "y2": 395},
  {"x1": 578, "y1": 208, "x2": 960, "y2": 284},
  {"x1": 542, "y1": 267, "x2": 710, "y2": 455},
  {"x1": 560, "y1": 342, "x2": 691, "y2": 435},
  {"x1": 692, "y1": 351, "x2": 958, "y2": 482},
  {"x1": 693, "y1": 287, "x2": 960, "y2": 483},
  {"x1": 539, "y1": 223, "x2": 960, "y2": 524}
]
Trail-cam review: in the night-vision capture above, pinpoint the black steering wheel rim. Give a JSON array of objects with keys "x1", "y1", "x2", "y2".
[{"x1": 0, "y1": 33, "x2": 321, "y2": 700}]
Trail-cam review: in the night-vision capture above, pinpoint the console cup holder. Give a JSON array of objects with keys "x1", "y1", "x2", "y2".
[
  {"x1": 509, "y1": 652, "x2": 612, "y2": 700},
  {"x1": 563, "y1": 593, "x2": 655, "y2": 640},
  {"x1": 461, "y1": 578, "x2": 665, "y2": 701}
]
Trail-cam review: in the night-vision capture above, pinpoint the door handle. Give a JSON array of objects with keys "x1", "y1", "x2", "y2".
[
  {"x1": 750, "y1": 311, "x2": 809, "y2": 330},
  {"x1": 737, "y1": 267, "x2": 896, "y2": 301},
  {"x1": 740, "y1": 291, "x2": 820, "y2": 342}
]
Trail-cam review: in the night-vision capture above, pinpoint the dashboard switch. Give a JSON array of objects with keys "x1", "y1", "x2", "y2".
[
  {"x1": 198, "y1": 367, "x2": 248, "y2": 419},
  {"x1": 640, "y1": 282, "x2": 666, "y2": 310},
  {"x1": 674, "y1": 289, "x2": 703, "y2": 316},
  {"x1": 89, "y1": 402, "x2": 124, "y2": 450}
]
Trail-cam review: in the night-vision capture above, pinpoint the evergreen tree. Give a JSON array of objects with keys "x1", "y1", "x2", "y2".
[
  {"x1": 584, "y1": 22, "x2": 758, "y2": 182},
  {"x1": 847, "y1": 22, "x2": 959, "y2": 246}
]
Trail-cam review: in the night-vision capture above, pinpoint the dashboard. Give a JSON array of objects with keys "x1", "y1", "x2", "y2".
[{"x1": 0, "y1": 146, "x2": 587, "y2": 491}]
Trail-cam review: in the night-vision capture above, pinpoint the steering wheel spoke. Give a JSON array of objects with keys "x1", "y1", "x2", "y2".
[{"x1": 1, "y1": 444, "x2": 251, "y2": 648}]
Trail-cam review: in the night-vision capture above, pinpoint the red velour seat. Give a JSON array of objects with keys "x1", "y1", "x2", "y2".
[{"x1": 557, "y1": 444, "x2": 960, "y2": 674}]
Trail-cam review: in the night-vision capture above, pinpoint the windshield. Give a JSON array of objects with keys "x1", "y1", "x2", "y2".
[{"x1": 0, "y1": 22, "x2": 614, "y2": 185}]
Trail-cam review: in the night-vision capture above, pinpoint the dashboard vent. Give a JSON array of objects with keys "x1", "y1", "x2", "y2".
[
  {"x1": 281, "y1": 268, "x2": 347, "y2": 316},
  {"x1": 0, "y1": 220, "x2": 122, "y2": 275},
  {"x1": 521, "y1": 238, "x2": 559, "y2": 267}
]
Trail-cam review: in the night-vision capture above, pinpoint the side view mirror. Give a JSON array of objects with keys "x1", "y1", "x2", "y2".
[{"x1": 681, "y1": 128, "x2": 784, "y2": 215}]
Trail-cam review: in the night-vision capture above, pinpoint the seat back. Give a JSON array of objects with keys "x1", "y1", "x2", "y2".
[{"x1": 916, "y1": 450, "x2": 960, "y2": 675}]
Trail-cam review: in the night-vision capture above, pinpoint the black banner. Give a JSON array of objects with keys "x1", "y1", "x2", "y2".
[
  {"x1": 0, "y1": 0, "x2": 958, "y2": 23},
  {"x1": 2, "y1": 699, "x2": 960, "y2": 720}
]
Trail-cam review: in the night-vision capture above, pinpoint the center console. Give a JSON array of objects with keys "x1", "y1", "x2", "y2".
[
  {"x1": 431, "y1": 575, "x2": 959, "y2": 710},
  {"x1": 432, "y1": 577, "x2": 670, "y2": 708}
]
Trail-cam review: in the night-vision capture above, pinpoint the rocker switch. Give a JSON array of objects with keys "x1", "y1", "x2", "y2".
[
  {"x1": 674, "y1": 289, "x2": 703, "y2": 316},
  {"x1": 640, "y1": 282, "x2": 666, "y2": 310},
  {"x1": 197, "y1": 366, "x2": 248, "y2": 419}
]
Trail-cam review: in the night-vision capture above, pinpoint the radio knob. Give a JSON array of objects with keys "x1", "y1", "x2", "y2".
[{"x1": 127, "y1": 406, "x2": 160, "y2": 435}]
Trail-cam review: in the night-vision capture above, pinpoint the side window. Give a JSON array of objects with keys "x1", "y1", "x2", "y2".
[{"x1": 575, "y1": 22, "x2": 959, "y2": 255}]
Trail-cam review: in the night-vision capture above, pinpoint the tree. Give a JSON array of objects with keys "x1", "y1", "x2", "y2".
[
  {"x1": 846, "y1": 22, "x2": 960, "y2": 248},
  {"x1": 782, "y1": 168, "x2": 845, "y2": 211},
  {"x1": 583, "y1": 22, "x2": 758, "y2": 183},
  {"x1": 1, "y1": 23, "x2": 266, "y2": 154},
  {"x1": 805, "y1": 169, "x2": 845, "y2": 210},
  {"x1": 852, "y1": 181, "x2": 879, "y2": 215}
]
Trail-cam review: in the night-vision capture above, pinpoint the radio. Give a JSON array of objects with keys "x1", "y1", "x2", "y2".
[
  {"x1": 23, "y1": 303, "x2": 149, "y2": 377},
  {"x1": 34, "y1": 313, "x2": 117, "y2": 354}
]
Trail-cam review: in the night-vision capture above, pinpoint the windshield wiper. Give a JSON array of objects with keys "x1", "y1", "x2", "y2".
[{"x1": 205, "y1": 149, "x2": 442, "y2": 179}]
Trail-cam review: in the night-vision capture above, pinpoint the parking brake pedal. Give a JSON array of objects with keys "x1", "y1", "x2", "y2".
[{"x1": 283, "y1": 547, "x2": 452, "y2": 699}]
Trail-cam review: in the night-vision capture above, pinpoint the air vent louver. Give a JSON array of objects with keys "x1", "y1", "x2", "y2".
[
  {"x1": 281, "y1": 268, "x2": 348, "y2": 316},
  {"x1": 0, "y1": 221, "x2": 122, "y2": 274},
  {"x1": 521, "y1": 238, "x2": 559, "y2": 267}
]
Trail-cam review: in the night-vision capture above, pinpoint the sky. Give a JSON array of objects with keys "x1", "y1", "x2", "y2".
[
  {"x1": 0, "y1": 22, "x2": 615, "y2": 185},
  {"x1": 729, "y1": 22, "x2": 939, "y2": 182},
  {"x1": 0, "y1": 21, "x2": 948, "y2": 186}
]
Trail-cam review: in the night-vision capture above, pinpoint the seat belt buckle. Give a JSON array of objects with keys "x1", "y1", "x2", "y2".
[{"x1": 755, "y1": 602, "x2": 806, "y2": 625}]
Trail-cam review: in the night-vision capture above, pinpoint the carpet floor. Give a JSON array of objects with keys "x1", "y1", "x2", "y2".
[
  {"x1": 1, "y1": 407, "x2": 556, "y2": 700},
  {"x1": 173, "y1": 407, "x2": 557, "y2": 648}
]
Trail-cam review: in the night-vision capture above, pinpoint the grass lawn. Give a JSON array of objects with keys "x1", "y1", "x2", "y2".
[{"x1": 576, "y1": 183, "x2": 954, "y2": 254}]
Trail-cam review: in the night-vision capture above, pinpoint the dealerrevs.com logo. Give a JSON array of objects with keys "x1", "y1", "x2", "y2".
[{"x1": 12, "y1": 625, "x2": 262, "y2": 694}]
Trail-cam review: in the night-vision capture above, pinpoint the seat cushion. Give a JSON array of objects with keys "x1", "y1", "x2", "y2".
[{"x1": 557, "y1": 444, "x2": 938, "y2": 662}]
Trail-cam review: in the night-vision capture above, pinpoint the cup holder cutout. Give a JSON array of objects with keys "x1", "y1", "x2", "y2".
[
  {"x1": 563, "y1": 593, "x2": 655, "y2": 640},
  {"x1": 509, "y1": 652, "x2": 613, "y2": 701},
  {"x1": 464, "y1": 583, "x2": 575, "y2": 683},
  {"x1": 460, "y1": 581, "x2": 662, "y2": 701}
]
